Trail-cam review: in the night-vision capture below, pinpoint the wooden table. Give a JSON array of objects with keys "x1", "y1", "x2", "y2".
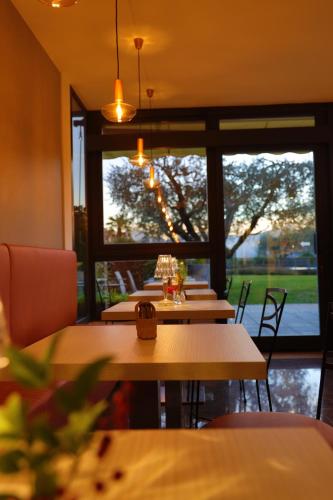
[
  {"x1": 2, "y1": 428, "x2": 331, "y2": 498},
  {"x1": 102, "y1": 299, "x2": 234, "y2": 322},
  {"x1": 14, "y1": 324, "x2": 265, "y2": 428},
  {"x1": 127, "y1": 289, "x2": 217, "y2": 302},
  {"x1": 144, "y1": 280, "x2": 209, "y2": 290}
]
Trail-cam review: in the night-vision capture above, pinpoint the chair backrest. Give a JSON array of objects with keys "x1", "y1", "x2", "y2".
[
  {"x1": 258, "y1": 287, "x2": 288, "y2": 369},
  {"x1": 7, "y1": 244, "x2": 77, "y2": 347},
  {"x1": 126, "y1": 270, "x2": 138, "y2": 293},
  {"x1": 235, "y1": 280, "x2": 252, "y2": 323},
  {"x1": 114, "y1": 271, "x2": 127, "y2": 294},
  {"x1": 224, "y1": 276, "x2": 233, "y2": 299}
]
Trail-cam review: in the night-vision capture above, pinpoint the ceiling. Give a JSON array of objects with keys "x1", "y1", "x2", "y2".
[{"x1": 11, "y1": 0, "x2": 333, "y2": 111}]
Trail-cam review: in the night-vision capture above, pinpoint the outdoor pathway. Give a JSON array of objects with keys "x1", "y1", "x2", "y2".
[{"x1": 237, "y1": 303, "x2": 320, "y2": 336}]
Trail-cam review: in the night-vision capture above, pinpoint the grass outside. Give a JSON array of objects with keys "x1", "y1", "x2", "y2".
[{"x1": 228, "y1": 274, "x2": 318, "y2": 304}]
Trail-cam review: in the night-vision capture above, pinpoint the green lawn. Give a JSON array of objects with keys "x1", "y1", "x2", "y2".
[{"x1": 228, "y1": 274, "x2": 318, "y2": 304}]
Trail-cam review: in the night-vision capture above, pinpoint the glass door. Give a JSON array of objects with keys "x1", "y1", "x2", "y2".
[{"x1": 222, "y1": 150, "x2": 320, "y2": 338}]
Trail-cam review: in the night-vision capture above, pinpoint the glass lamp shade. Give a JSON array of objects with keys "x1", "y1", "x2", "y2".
[
  {"x1": 131, "y1": 138, "x2": 150, "y2": 168},
  {"x1": 144, "y1": 166, "x2": 160, "y2": 189},
  {"x1": 101, "y1": 79, "x2": 136, "y2": 123},
  {"x1": 154, "y1": 255, "x2": 175, "y2": 279},
  {"x1": 38, "y1": 0, "x2": 78, "y2": 6}
]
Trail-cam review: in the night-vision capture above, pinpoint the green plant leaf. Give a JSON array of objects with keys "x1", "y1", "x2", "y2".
[
  {"x1": 55, "y1": 357, "x2": 111, "y2": 413},
  {"x1": 0, "y1": 394, "x2": 26, "y2": 439},
  {"x1": 58, "y1": 400, "x2": 107, "y2": 454},
  {"x1": 6, "y1": 346, "x2": 49, "y2": 389},
  {"x1": 28, "y1": 416, "x2": 59, "y2": 449},
  {"x1": 34, "y1": 467, "x2": 57, "y2": 498},
  {"x1": 0, "y1": 449, "x2": 26, "y2": 473}
]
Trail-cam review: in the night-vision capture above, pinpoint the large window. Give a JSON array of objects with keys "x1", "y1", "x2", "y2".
[
  {"x1": 223, "y1": 151, "x2": 319, "y2": 337},
  {"x1": 102, "y1": 148, "x2": 208, "y2": 244},
  {"x1": 87, "y1": 104, "x2": 333, "y2": 348}
]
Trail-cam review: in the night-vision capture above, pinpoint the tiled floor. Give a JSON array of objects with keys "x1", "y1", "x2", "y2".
[{"x1": 187, "y1": 356, "x2": 333, "y2": 428}]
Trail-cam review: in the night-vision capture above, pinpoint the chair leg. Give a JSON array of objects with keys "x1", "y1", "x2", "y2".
[
  {"x1": 316, "y1": 365, "x2": 326, "y2": 420},
  {"x1": 266, "y1": 378, "x2": 273, "y2": 412},
  {"x1": 256, "y1": 380, "x2": 262, "y2": 411},
  {"x1": 195, "y1": 381, "x2": 201, "y2": 428},
  {"x1": 241, "y1": 380, "x2": 247, "y2": 405}
]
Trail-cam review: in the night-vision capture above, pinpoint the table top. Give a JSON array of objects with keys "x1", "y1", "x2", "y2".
[
  {"x1": 144, "y1": 280, "x2": 209, "y2": 290},
  {"x1": 12, "y1": 324, "x2": 266, "y2": 381},
  {"x1": 102, "y1": 299, "x2": 234, "y2": 321},
  {"x1": 127, "y1": 289, "x2": 217, "y2": 302},
  {"x1": 2, "y1": 427, "x2": 331, "y2": 499}
]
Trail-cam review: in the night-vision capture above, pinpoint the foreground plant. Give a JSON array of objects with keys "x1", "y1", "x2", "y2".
[{"x1": 0, "y1": 332, "x2": 124, "y2": 499}]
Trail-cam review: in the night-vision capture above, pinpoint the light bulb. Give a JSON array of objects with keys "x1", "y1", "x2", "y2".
[{"x1": 116, "y1": 102, "x2": 123, "y2": 121}]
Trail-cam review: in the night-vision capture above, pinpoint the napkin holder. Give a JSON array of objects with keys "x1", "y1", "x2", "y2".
[{"x1": 135, "y1": 301, "x2": 157, "y2": 340}]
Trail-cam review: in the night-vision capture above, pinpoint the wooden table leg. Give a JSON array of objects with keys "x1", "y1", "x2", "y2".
[
  {"x1": 130, "y1": 381, "x2": 161, "y2": 429},
  {"x1": 165, "y1": 381, "x2": 182, "y2": 428}
]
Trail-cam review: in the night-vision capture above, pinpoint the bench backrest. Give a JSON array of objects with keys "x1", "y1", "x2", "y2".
[{"x1": 3, "y1": 244, "x2": 77, "y2": 347}]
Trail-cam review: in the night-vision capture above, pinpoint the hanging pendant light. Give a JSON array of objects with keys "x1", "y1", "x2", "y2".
[
  {"x1": 101, "y1": 0, "x2": 136, "y2": 123},
  {"x1": 38, "y1": 0, "x2": 78, "y2": 6},
  {"x1": 131, "y1": 38, "x2": 149, "y2": 168}
]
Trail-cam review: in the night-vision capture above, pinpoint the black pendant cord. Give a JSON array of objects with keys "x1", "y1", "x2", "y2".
[{"x1": 115, "y1": 0, "x2": 120, "y2": 79}]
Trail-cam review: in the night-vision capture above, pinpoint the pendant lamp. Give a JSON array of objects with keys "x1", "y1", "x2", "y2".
[
  {"x1": 101, "y1": 0, "x2": 136, "y2": 123},
  {"x1": 131, "y1": 38, "x2": 149, "y2": 168},
  {"x1": 38, "y1": 0, "x2": 78, "y2": 6}
]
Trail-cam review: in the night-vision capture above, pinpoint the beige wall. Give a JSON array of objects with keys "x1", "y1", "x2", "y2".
[{"x1": 0, "y1": 0, "x2": 63, "y2": 248}]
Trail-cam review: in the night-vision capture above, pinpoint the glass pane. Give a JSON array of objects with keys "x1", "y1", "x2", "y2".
[
  {"x1": 102, "y1": 149, "x2": 208, "y2": 244},
  {"x1": 220, "y1": 116, "x2": 315, "y2": 130},
  {"x1": 223, "y1": 151, "x2": 319, "y2": 336},
  {"x1": 102, "y1": 120, "x2": 205, "y2": 135},
  {"x1": 71, "y1": 105, "x2": 89, "y2": 320},
  {"x1": 95, "y1": 258, "x2": 210, "y2": 308}
]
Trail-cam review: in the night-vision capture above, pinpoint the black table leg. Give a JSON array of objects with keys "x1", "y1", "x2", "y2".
[
  {"x1": 165, "y1": 381, "x2": 182, "y2": 428},
  {"x1": 130, "y1": 381, "x2": 161, "y2": 429}
]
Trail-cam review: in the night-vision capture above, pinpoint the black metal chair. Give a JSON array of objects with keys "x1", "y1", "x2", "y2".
[
  {"x1": 255, "y1": 287, "x2": 288, "y2": 411},
  {"x1": 316, "y1": 302, "x2": 333, "y2": 420},
  {"x1": 235, "y1": 280, "x2": 252, "y2": 323},
  {"x1": 223, "y1": 276, "x2": 233, "y2": 300}
]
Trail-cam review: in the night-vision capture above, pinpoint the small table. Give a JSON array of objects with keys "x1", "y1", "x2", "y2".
[
  {"x1": 127, "y1": 289, "x2": 217, "y2": 302},
  {"x1": 14, "y1": 324, "x2": 265, "y2": 428},
  {"x1": 144, "y1": 280, "x2": 209, "y2": 290},
  {"x1": 2, "y1": 428, "x2": 331, "y2": 498},
  {"x1": 102, "y1": 299, "x2": 234, "y2": 322},
  {"x1": 87, "y1": 428, "x2": 333, "y2": 498}
]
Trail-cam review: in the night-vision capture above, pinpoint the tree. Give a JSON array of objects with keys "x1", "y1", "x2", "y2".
[
  {"x1": 103, "y1": 153, "x2": 314, "y2": 258},
  {"x1": 104, "y1": 154, "x2": 208, "y2": 243},
  {"x1": 223, "y1": 154, "x2": 314, "y2": 258}
]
